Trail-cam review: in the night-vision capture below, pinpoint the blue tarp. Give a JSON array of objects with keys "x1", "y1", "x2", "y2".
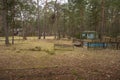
[{"x1": 84, "y1": 42, "x2": 107, "y2": 47}]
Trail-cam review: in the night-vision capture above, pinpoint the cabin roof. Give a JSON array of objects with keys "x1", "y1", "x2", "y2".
[{"x1": 82, "y1": 31, "x2": 97, "y2": 34}]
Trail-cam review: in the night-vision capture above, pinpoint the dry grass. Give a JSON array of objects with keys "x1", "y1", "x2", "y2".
[{"x1": 0, "y1": 38, "x2": 120, "y2": 80}]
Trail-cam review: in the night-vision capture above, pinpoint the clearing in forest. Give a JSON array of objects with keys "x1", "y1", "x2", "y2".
[{"x1": 0, "y1": 39, "x2": 120, "y2": 80}]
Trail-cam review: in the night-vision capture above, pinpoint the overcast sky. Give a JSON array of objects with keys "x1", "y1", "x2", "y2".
[
  {"x1": 55, "y1": 0, "x2": 68, "y2": 4},
  {"x1": 34, "y1": 0, "x2": 68, "y2": 5}
]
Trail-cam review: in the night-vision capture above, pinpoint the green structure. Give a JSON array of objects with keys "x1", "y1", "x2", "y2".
[{"x1": 81, "y1": 31, "x2": 99, "y2": 40}]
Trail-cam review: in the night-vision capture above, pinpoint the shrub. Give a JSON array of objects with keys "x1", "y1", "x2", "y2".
[
  {"x1": 29, "y1": 46, "x2": 41, "y2": 51},
  {"x1": 74, "y1": 33, "x2": 81, "y2": 39},
  {"x1": 44, "y1": 49, "x2": 55, "y2": 55}
]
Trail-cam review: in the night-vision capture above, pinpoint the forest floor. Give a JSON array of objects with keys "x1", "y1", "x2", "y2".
[{"x1": 0, "y1": 38, "x2": 120, "y2": 80}]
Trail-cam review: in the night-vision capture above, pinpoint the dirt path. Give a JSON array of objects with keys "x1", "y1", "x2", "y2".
[{"x1": 0, "y1": 62, "x2": 120, "y2": 80}]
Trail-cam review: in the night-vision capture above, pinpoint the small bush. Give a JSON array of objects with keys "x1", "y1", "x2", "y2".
[
  {"x1": 74, "y1": 33, "x2": 81, "y2": 39},
  {"x1": 16, "y1": 50, "x2": 21, "y2": 53},
  {"x1": 44, "y1": 49, "x2": 55, "y2": 55},
  {"x1": 71, "y1": 69, "x2": 84, "y2": 80},
  {"x1": 29, "y1": 46, "x2": 41, "y2": 51},
  {"x1": 35, "y1": 46, "x2": 41, "y2": 51},
  {"x1": 71, "y1": 69, "x2": 78, "y2": 76}
]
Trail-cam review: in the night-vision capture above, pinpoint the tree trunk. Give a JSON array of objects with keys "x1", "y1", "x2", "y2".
[
  {"x1": 43, "y1": 0, "x2": 49, "y2": 39},
  {"x1": 101, "y1": 0, "x2": 105, "y2": 36},
  {"x1": 11, "y1": 19, "x2": 15, "y2": 44},
  {"x1": 11, "y1": 0, "x2": 15, "y2": 44},
  {"x1": 1, "y1": 0, "x2": 10, "y2": 45},
  {"x1": 54, "y1": 0, "x2": 58, "y2": 39},
  {"x1": 37, "y1": 0, "x2": 41, "y2": 39},
  {"x1": 23, "y1": 22, "x2": 27, "y2": 40}
]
